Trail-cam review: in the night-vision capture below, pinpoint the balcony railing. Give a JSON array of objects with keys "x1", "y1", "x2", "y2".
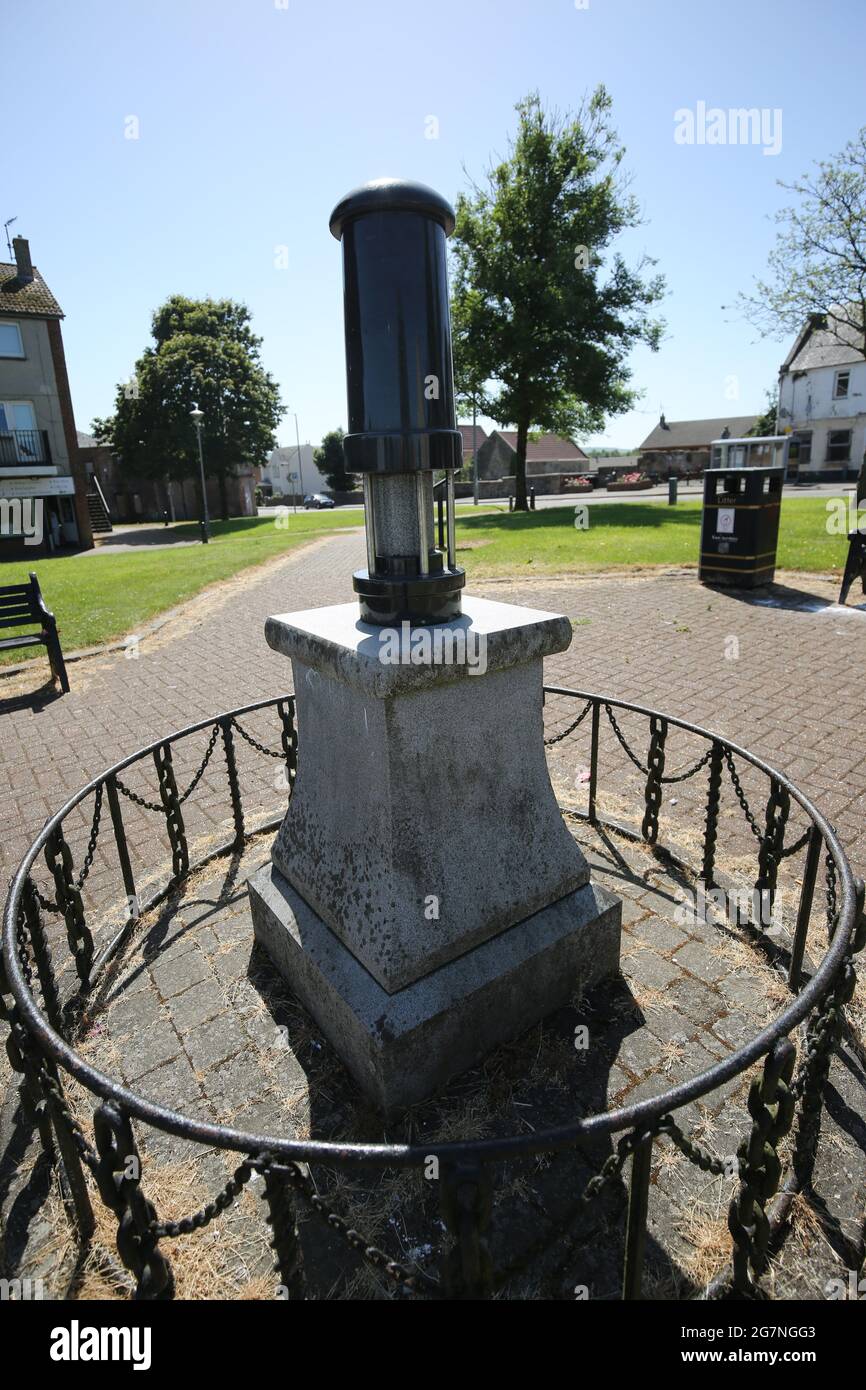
[{"x1": 0, "y1": 429, "x2": 52, "y2": 467}]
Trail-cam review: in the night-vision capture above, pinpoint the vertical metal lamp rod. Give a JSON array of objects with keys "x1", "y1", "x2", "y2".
[
  {"x1": 416, "y1": 473, "x2": 429, "y2": 576},
  {"x1": 363, "y1": 475, "x2": 377, "y2": 576},
  {"x1": 446, "y1": 469, "x2": 456, "y2": 568}
]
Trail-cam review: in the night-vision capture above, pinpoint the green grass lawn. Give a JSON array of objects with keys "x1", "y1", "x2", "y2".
[
  {"x1": 0, "y1": 496, "x2": 848, "y2": 669},
  {"x1": 455, "y1": 496, "x2": 849, "y2": 577},
  {"x1": 0, "y1": 511, "x2": 363, "y2": 665}
]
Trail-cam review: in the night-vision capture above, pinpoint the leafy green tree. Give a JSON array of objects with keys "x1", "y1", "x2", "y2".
[
  {"x1": 450, "y1": 88, "x2": 664, "y2": 509},
  {"x1": 314, "y1": 427, "x2": 356, "y2": 493},
  {"x1": 92, "y1": 295, "x2": 283, "y2": 520},
  {"x1": 738, "y1": 129, "x2": 866, "y2": 355},
  {"x1": 749, "y1": 387, "x2": 779, "y2": 437}
]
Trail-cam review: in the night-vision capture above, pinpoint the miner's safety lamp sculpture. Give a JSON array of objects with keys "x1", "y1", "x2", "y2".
[
  {"x1": 330, "y1": 179, "x2": 465, "y2": 625},
  {"x1": 248, "y1": 178, "x2": 621, "y2": 1113}
]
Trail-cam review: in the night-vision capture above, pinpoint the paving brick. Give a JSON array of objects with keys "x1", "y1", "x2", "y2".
[
  {"x1": 169, "y1": 978, "x2": 226, "y2": 1034},
  {"x1": 665, "y1": 974, "x2": 723, "y2": 1026},
  {"x1": 632, "y1": 916, "x2": 690, "y2": 955},
  {"x1": 623, "y1": 949, "x2": 680, "y2": 991},
  {"x1": 122, "y1": 1020, "x2": 182, "y2": 1082},
  {"x1": 151, "y1": 949, "x2": 212, "y2": 1000},
  {"x1": 185, "y1": 1013, "x2": 247, "y2": 1072},
  {"x1": 673, "y1": 941, "x2": 728, "y2": 984}
]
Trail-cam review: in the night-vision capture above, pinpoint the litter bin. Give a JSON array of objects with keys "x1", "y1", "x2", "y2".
[{"x1": 698, "y1": 466, "x2": 784, "y2": 588}]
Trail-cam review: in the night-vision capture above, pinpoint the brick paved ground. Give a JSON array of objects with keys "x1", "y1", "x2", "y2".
[
  {"x1": 9, "y1": 824, "x2": 863, "y2": 1300},
  {"x1": 2, "y1": 534, "x2": 863, "y2": 876},
  {"x1": 1, "y1": 532, "x2": 864, "y2": 1298}
]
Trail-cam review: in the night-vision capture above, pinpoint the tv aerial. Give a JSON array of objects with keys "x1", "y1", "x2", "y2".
[{"x1": 4, "y1": 216, "x2": 17, "y2": 261}]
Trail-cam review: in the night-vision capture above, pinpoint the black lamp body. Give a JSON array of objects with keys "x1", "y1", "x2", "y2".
[{"x1": 330, "y1": 179, "x2": 466, "y2": 624}]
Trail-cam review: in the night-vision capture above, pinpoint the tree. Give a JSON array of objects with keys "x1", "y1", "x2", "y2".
[
  {"x1": 92, "y1": 295, "x2": 283, "y2": 521},
  {"x1": 738, "y1": 128, "x2": 866, "y2": 356},
  {"x1": 314, "y1": 427, "x2": 355, "y2": 493},
  {"x1": 450, "y1": 89, "x2": 664, "y2": 509},
  {"x1": 749, "y1": 387, "x2": 779, "y2": 437}
]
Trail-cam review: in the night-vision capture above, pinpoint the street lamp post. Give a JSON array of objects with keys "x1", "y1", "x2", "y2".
[
  {"x1": 293, "y1": 412, "x2": 305, "y2": 502},
  {"x1": 190, "y1": 404, "x2": 210, "y2": 544}
]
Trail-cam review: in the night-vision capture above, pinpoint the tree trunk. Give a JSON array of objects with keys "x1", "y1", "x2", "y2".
[{"x1": 513, "y1": 418, "x2": 529, "y2": 511}]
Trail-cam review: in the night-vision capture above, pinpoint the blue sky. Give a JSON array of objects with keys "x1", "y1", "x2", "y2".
[{"x1": 6, "y1": 0, "x2": 865, "y2": 452}]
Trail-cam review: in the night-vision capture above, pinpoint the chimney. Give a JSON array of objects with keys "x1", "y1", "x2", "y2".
[
  {"x1": 660, "y1": 411, "x2": 668, "y2": 430},
  {"x1": 13, "y1": 236, "x2": 33, "y2": 284}
]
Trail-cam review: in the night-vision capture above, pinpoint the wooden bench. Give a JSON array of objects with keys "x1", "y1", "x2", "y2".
[{"x1": 0, "y1": 572, "x2": 70, "y2": 693}]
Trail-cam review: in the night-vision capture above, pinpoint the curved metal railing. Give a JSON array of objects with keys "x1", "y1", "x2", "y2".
[{"x1": 1, "y1": 688, "x2": 863, "y2": 1300}]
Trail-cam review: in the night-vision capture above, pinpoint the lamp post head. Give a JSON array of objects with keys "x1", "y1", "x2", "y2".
[
  {"x1": 329, "y1": 177, "x2": 465, "y2": 625},
  {"x1": 190, "y1": 404, "x2": 204, "y2": 428}
]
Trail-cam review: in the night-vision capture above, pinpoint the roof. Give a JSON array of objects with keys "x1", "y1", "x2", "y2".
[
  {"x1": 456, "y1": 423, "x2": 488, "y2": 454},
  {"x1": 781, "y1": 312, "x2": 865, "y2": 373},
  {"x1": 76, "y1": 430, "x2": 101, "y2": 449},
  {"x1": 0, "y1": 261, "x2": 64, "y2": 318},
  {"x1": 639, "y1": 415, "x2": 759, "y2": 451},
  {"x1": 494, "y1": 430, "x2": 587, "y2": 462}
]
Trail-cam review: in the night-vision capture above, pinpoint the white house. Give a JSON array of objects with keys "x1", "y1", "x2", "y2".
[
  {"x1": 261, "y1": 443, "x2": 326, "y2": 498},
  {"x1": 778, "y1": 313, "x2": 865, "y2": 482}
]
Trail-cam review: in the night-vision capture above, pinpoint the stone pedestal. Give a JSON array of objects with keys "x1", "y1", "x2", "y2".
[{"x1": 247, "y1": 595, "x2": 621, "y2": 1111}]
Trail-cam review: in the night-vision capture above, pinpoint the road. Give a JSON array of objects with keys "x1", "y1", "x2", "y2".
[{"x1": 261, "y1": 480, "x2": 852, "y2": 515}]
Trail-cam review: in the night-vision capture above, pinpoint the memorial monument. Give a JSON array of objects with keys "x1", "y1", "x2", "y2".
[{"x1": 248, "y1": 178, "x2": 621, "y2": 1112}]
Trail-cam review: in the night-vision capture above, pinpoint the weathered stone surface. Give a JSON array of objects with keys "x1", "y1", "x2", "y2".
[
  {"x1": 264, "y1": 595, "x2": 574, "y2": 697},
  {"x1": 248, "y1": 861, "x2": 622, "y2": 1113},
  {"x1": 269, "y1": 596, "x2": 590, "y2": 992}
]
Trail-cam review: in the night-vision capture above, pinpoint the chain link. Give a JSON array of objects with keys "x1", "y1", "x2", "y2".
[
  {"x1": 115, "y1": 724, "x2": 220, "y2": 813},
  {"x1": 658, "y1": 1115, "x2": 739, "y2": 1176},
  {"x1": 728, "y1": 1039, "x2": 796, "y2": 1289},
  {"x1": 544, "y1": 699, "x2": 593, "y2": 747},
  {"x1": 230, "y1": 718, "x2": 284, "y2": 759},
  {"x1": 724, "y1": 751, "x2": 764, "y2": 841},
  {"x1": 249, "y1": 1154, "x2": 436, "y2": 1295},
  {"x1": 152, "y1": 1159, "x2": 257, "y2": 1238}
]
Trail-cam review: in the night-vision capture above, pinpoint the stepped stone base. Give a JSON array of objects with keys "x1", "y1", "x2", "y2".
[{"x1": 248, "y1": 862, "x2": 621, "y2": 1114}]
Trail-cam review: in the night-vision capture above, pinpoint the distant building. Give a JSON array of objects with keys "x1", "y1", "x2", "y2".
[
  {"x1": 78, "y1": 431, "x2": 259, "y2": 524},
  {"x1": 476, "y1": 429, "x2": 587, "y2": 481},
  {"x1": 637, "y1": 414, "x2": 760, "y2": 477},
  {"x1": 777, "y1": 312, "x2": 865, "y2": 482},
  {"x1": 261, "y1": 443, "x2": 323, "y2": 498},
  {"x1": 456, "y1": 422, "x2": 488, "y2": 471},
  {"x1": 0, "y1": 237, "x2": 93, "y2": 554}
]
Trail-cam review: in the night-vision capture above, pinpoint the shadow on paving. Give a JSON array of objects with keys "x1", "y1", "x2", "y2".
[{"x1": 3, "y1": 823, "x2": 864, "y2": 1301}]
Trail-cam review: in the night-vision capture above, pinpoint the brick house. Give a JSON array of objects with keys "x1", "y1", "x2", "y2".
[
  {"x1": 637, "y1": 413, "x2": 760, "y2": 478},
  {"x1": 456, "y1": 422, "x2": 488, "y2": 472},
  {"x1": 0, "y1": 237, "x2": 93, "y2": 555},
  {"x1": 78, "y1": 431, "x2": 260, "y2": 525},
  {"x1": 476, "y1": 429, "x2": 587, "y2": 481}
]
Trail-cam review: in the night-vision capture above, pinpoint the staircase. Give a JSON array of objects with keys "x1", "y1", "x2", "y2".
[{"x1": 86, "y1": 480, "x2": 113, "y2": 534}]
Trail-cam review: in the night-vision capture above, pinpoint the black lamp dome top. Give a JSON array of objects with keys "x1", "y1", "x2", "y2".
[{"x1": 329, "y1": 178, "x2": 456, "y2": 241}]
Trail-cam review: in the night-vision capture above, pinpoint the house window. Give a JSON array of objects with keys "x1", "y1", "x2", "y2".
[
  {"x1": 834, "y1": 370, "x2": 850, "y2": 399},
  {"x1": 0, "y1": 322, "x2": 24, "y2": 358},
  {"x1": 0, "y1": 400, "x2": 41, "y2": 464},
  {"x1": 788, "y1": 432, "x2": 812, "y2": 469},
  {"x1": 827, "y1": 429, "x2": 852, "y2": 463}
]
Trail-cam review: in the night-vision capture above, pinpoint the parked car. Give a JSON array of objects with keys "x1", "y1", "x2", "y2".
[{"x1": 303, "y1": 493, "x2": 336, "y2": 509}]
